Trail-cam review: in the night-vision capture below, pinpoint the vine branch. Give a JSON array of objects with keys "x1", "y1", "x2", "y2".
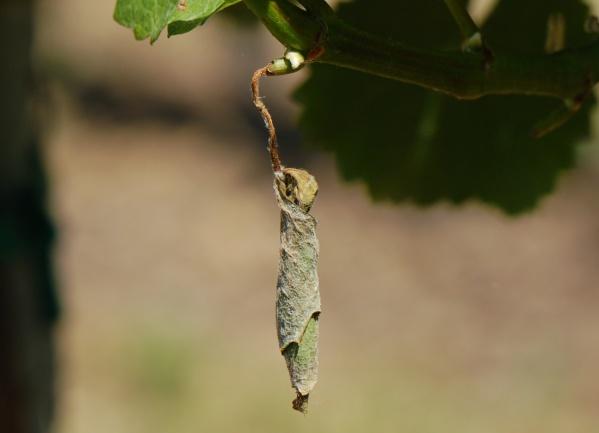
[{"x1": 242, "y1": 0, "x2": 599, "y2": 101}]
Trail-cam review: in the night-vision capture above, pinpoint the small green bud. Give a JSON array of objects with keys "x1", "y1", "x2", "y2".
[{"x1": 267, "y1": 51, "x2": 306, "y2": 75}]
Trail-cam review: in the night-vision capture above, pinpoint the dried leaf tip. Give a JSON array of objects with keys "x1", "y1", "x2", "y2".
[
  {"x1": 276, "y1": 168, "x2": 319, "y2": 212},
  {"x1": 292, "y1": 392, "x2": 310, "y2": 414}
]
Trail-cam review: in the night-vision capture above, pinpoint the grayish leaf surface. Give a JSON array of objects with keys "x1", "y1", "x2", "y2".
[{"x1": 274, "y1": 168, "x2": 321, "y2": 413}]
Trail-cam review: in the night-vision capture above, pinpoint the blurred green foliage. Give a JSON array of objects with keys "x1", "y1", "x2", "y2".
[{"x1": 295, "y1": 0, "x2": 594, "y2": 213}]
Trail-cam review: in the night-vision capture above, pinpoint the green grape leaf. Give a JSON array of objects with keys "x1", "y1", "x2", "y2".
[
  {"x1": 167, "y1": 0, "x2": 240, "y2": 36},
  {"x1": 295, "y1": 0, "x2": 594, "y2": 213},
  {"x1": 114, "y1": 0, "x2": 240, "y2": 43}
]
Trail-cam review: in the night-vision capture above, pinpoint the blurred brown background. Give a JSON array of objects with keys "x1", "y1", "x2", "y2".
[{"x1": 5, "y1": 0, "x2": 599, "y2": 432}]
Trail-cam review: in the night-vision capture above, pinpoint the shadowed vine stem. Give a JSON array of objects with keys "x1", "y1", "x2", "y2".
[{"x1": 242, "y1": 0, "x2": 599, "y2": 101}]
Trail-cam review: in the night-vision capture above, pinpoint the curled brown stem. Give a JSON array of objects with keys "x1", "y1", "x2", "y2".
[{"x1": 252, "y1": 65, "x2": 282, "y2": 174}]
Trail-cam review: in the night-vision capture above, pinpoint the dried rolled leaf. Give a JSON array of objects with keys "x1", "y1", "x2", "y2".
[{"x1": 274, "y1": 168, "x2": 320, "y2": 413}]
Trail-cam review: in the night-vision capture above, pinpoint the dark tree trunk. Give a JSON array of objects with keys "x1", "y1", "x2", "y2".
[{"x1": 0, "y1": 1, "x2": 59, "y2": 432}]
